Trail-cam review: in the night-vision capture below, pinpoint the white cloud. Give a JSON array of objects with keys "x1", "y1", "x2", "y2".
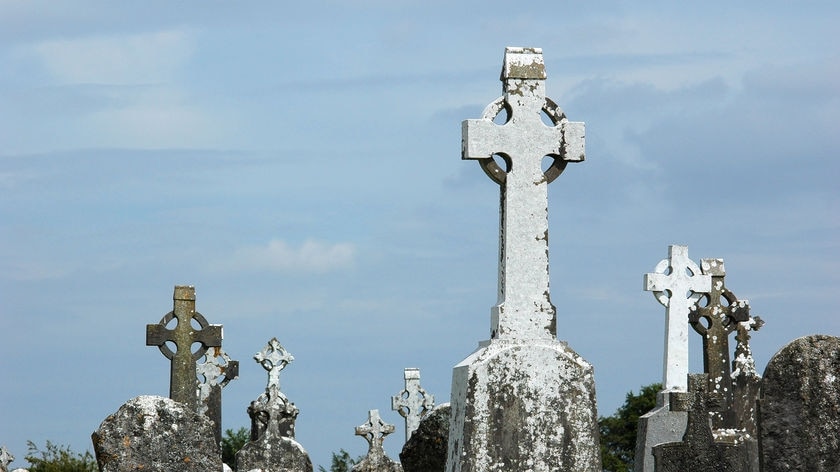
[{"x1": 218, "y1": 239, "x2": 357, "y2": 274}]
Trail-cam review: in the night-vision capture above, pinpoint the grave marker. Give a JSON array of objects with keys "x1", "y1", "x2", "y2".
[
  {"x1": 391, "y1": 368, "x2": 435, "y2": 442},
  {"x1": 196, "y1": 346, "x2": 239, "y2": 447},
  {"x1": 0, "y1": 447, "x2": 13, "y2": 472},
  {"x1": 352, "y1": 409, "x2": 402, "y2": 472}
]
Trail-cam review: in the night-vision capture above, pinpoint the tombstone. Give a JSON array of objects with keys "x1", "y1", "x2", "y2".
[
  {"x1": 146, "y1": 285, "x2": 223, "y2": 409},
  {"x1": 446, "y1": 47, "x2": 600, "y2": 472},
  {"x1": 635, "y1": 245, "x2": 711, "y2": 472},
  {"x1": 400, "y1": 403, "x2": 450, "y2": 472},
  {"x1": 0, "y1": 447, "x2": 13, "y2": 472},
  {"x1": 391, "y1": 368, "x2": 435, "y2": 442},
  {"x1": 351, "y1": 409, "x2": 403, "y2": 472},
  {"x1": 236, "y1": 338, "x2": 313, "y2": 472},
  {"x1": 688, "y1": 258, "x2": 750, "y2": 429},
  {"x1": 758, "y1": 334, "x2": 840, "y2": 472},
  {"x1": 196, "y1": 346, "x2": 239, "y2": 447},
  {"x1": 731, "y1": 315, "x2": 764, "y2": 437},
  {"x1": 652, "y1": 374, "x2": 750, "y2": 472},
  {"x1": 91, "y1": 395, "x2": 223, "y2": 471}
]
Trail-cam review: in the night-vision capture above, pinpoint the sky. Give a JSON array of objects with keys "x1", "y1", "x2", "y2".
[{"x1": 1, "y1": 1, "x2": 838, "y2": 469}]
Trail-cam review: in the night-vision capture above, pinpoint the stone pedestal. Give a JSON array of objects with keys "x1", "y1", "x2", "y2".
[
  {"x1": 633, "y1": 392, "x2": 687, "y2": 472},
  {"x1": 447, "y1": 339, "x2": 600, "y2": 472}
]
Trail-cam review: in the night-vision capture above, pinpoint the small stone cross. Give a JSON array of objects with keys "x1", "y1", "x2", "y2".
[
  {"x1": 255, "y1": 337, "x2": 294, "y2": 392},
  {"x1": 688, "y1": 258, "x2": 750, "y2": 429},
  {"x1": 644, "y1": 245, "x2": 711, "y2": 391},
  {"x1": 197, "y1": 346, "x2": 239, "y2": 446},
  {"x1": 355, "y1": 409, "x2": 396, "y2": 456},
  {"x1": 0, "y1": 446, "x2": 13, "y2": 472},
  {"x1": 146, "y1": 285, "x2": 223, "y2": 408},
  {"x1": 391, "y1": 368, "x2": 435, "y2": 441},
  {"x1": 462, "y1": 46, "x2": 585, "y2": 340}
]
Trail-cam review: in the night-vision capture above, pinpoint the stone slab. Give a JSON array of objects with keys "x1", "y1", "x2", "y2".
[
  {"x1": 400, "y1": 403, "x2": 450, "y2": 472},
  {"x1": 633, "y1": 394, "x2": 686, "y2": 472}
]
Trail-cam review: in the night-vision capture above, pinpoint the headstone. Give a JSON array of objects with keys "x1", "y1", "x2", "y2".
[
  {"x1": 731, "y1": 315, "x2": 764, "y2": 437},
  {"x1": 652, "y1": 374, "x2": 750, "y2": 472},
  {"x1": 91, "y1": 395, "x2": 223, "y2": 471},
  {"x1": 146, "y1": 285, "x2": 223, "y2": 409},
  {"x1": 391, "y1": 368, "x2": 435, "y2": 442},
  {"x1": 635, "y1": 245, "x2": 711, "y2": 472},
  {"x1": 236, "y1": 338, "x2": 313, "y2": 472},
  {"x1": 400, "y1": 403, "x2": 450, "y2": 472},
  {"x1": 0, "y1": 447, "x2": 13, "y2": 472},
  {"x1": 197, "y1": 346, "x2": 239, "y2": 447},
  {"x1": 352, "y1": 409, "x2": 402, "y2": 472},
  {"x1": 688, "y1": 258, "x2": 750, "y2": 429},
  {"x1": 447, "y1": 47, "x2": 600, "y2": 472},
  {"x1": 758, "y1": 334, "x2": 840, "y2": 472}
]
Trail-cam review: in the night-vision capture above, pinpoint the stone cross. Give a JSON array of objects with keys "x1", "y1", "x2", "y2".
[
  {"x1": 249, "y1": 337, "x2": 298, "y2": 439},
  {"x1": 146, "y1": 285, "x2": 223, "y2": 408},
  {"x1": 0, "y1": 446, "x2": 13, "y2": 472},
  {"x1": 255, "y1": 337, "x2": 294, "y2": 392},
  {"x1": 644, "y1": 245, "x2": 711, "y2": 391},
  {"x1": 688, "y1": 258, "x2": 750, "y2": 429},
  {"x1": 197, "y1": 346, "x2": 239, "y2": 447},
  {"x1": 462, "y1": 46, "x2": 584, "y2": 340},
  {"x1": 391, "y1": 368, "x2": 435, "y2": 441},
  {"x1": 356, "y1": 409, "x2": 396, "y2": 457}
]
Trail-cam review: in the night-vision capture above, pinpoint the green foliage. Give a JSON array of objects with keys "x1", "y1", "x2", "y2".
[
  {"x1": 317, "y1": 449, "x2": 361, "y2": 472},
  {"x1": 599, "y1": 383, "x2": 661, "y2": 472},
  {"x1": 24, "y1": 441, "x2": 97, "y2": 472},
  {"x1": 221, "y1": 427, "x2": 250, "y2": 470}
]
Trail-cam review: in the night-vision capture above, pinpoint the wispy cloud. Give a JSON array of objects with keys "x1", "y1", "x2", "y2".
[{"x1": 214, "y1": 239, "x2": 357, "y2": 274}]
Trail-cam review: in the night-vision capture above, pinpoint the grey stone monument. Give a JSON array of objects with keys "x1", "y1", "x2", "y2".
[
  {"x1": 446, "y1": 46, "x2": 600, "y2": 472},
  {"x1": 652, "y1": 374, "x2": 750, "y2": 472},
  {"x1": 391, "y1": 368, "x2": 435, "y2": 442},
  {"x1": 636, "y1": 245, "x2": 711, "y2": 472},
  {"x1": 0, "y1": 447, "x2": 13, "y2": 472},
  {"x1": 352, "y1": 409, "x2": 403, "y2": 472},
  {"x1": 197, "y1": 346, "x2": 239, "y2": 448},
  {"x1": 236, "y1": 338, "x2": 313, "y2": 472},
  {"x1": 688, "y1": 258, "x2": 750, "y2": 429},
  {"x1": 146, "y1": 285, "x2": 223, "y2": 409},
  {"x1": 758, "y1": 334, "x2": 840, "y2": 472},
  {"x1": 400, "y1": 403, "x2": 450, "y2": 472},
  {"x1": 731, "y1": 315, "x2": 764, "y2": 437},
  {"x1": 91, "y1": 395, "x2": 223, "y2": 472}
]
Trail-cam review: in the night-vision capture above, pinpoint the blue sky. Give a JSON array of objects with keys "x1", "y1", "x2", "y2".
[{"x1": 1, "y1": 1, "x2": 838, "y2": 469}]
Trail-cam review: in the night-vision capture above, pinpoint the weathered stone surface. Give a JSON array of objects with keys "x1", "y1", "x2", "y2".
[
  {"x1": 0, "y1": 446, "x2": 14, "y2": 472},
  {"x1": 352, "y1": 410, "x2": 402, "y2": 472},
  {"x1": 759, "y1": 334, "x2": 840, "y2": 472},
  {"x1": 731, "y1": 315, "x2": 763, "y2": 437},
  {"x1": 236, "y1": 338, "x2": 312, "y2": 472},
  {"x1": 447, "y1": 46, "x2": 599, "y2": 472},
  {"x1": 653, "y1": 374, "x2": 751, "y2": 472},
  {"x1": 197, "y1": 345, "x2": 239, "y2": 447},
  {"x1": 400, "y1": 403, "x2": 450, "y2": 472},
  {"x1": 634, "y1": 396, "x2": 687, "y2": 472},
  {"x1": 391, "y1": 368, "x2": 435, "y2": 442},
  {"x1": 91, "y1": 395, "x2": 223, "y2": 472}
]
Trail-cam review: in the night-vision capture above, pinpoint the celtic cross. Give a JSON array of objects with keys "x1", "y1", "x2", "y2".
[
  {"x1": 391, "y1": 368, "x2": 435, "y2": 441},
  {"x1": 462, "y1": 46, "x2": 585, "y2": 340},
  {"x1": 355, "y1": 409, "x2": 396, "y2": 457},
  {"x1": 146, "y1": 285, "x2": 223, "y2": 408}
]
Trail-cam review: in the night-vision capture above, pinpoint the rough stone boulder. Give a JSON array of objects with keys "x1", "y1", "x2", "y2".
[{"x1": 400, "y1": 403, "x2": 450, "y2": 472}]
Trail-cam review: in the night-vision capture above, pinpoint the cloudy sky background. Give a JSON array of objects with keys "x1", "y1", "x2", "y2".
[{"x1": 1, "y1": 1, "x2": 838, "y2": 468}]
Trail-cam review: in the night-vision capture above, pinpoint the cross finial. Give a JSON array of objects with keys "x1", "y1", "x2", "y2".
[
  {"x1": 644, "y1": 245, "x2": 711, "y2": 392},
  {"x1": 462, "y1": 47, "x2": 585, "y2": 341},
  {"x1": 355, "y1": 409, "x2": 395, "y2": 455},
  {"x1": 391, "y1": 368, "x2": 435, "y2": 441},
  {"x1": 146, "y1": 285, "x2": 223, "y2": 408},
  {"x1": 255, "y1": 337, "x2": 294, "y2": 392}
]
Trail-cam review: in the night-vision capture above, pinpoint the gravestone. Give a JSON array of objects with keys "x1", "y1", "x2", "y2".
[
  {"x1": 653, "y1": 374, "x2": 750, "y2": 472},
  {"x1": 688, "y1": 258, "x2": 750, "y2": 429},
  {"x1": 635, "y1": 245, "x2": 711, "y2": 472},
  {"x1": 196, "y1": 346, "x2": 239, "y2": 447},
  {"x1": 391, "y1": 368, "x2": 435, "y2": 441},
  {"x1": 0, "y1": 447, "x2": 13, "y2": 472},
  {"x1": 236, "y1": 338, "x2": 312, "y2": 472},
  {"x1": 91, "y1": 395, "x2": 223, "y2": 471},
  {"x1": 758, "y1": 334, "x2": 840, "y2": 472},
  {"x1": 731, "y1": 315, "x2": 764, "y2": 437},
  {"x1": 146, "y1": 285, "x2": 223, "y2": 409},
  {"x1": 446, "y1": 47, "x2": 600, "y2": 472},
  {"x1": 352, "y1": 409, "x2": 402, "y2": 472},
  {"x1": 400, "y1": 403, "x2": 450, "y2": 472}
]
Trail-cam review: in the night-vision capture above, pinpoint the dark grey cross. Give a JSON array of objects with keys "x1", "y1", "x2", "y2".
[
  {"x1": 462, "y1": 47, "x2": 585, "y2": 341},
  {"x1": 688, "y1": 258, "x2": 750, "y2": 429},
  {"x1": 146, "y1": 285, "x2": 223, "y2": 408}
]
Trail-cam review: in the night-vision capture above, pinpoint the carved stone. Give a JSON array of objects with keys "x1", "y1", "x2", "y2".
[
  {"x1": 352, "y1": 410, "x2": 402, "y2": 472},
  {"x1": 391, "y1": 368, "x2": 434, "y2": 442}
]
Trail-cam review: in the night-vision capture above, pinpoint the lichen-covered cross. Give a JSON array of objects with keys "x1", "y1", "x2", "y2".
[
  {"x1": 462, "y1": 47, "x2": 585, "y2": 341},
  {"x1": 644, "y1": 245, "x2": 711, "y2": 392},
  {"x1": 355, "y1": 409, "x2": 396, "y2": 457},
  {"x1": 146, "y1": 285, "x2": 223, "y2": 408},
  {"x1": 255, "y1": 337, "x2": 294, "y2": 392},
  {"x1": 197, "y1": 346, "x2": 239, "y2": 446},
  {"x1": 391, "y1": 368, "x2": 434, "y2": 441},
  {"x1": 0, "y1": 446, "x2": 14, "y2": 472}
]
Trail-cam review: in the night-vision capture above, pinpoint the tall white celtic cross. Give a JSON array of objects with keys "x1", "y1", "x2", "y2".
[
  {"x1": 462, "y1": 47, "x2": 585, "y2": 340},
  {"x1": 644, "y1": 245, "x2": 711, "y2": 391}
]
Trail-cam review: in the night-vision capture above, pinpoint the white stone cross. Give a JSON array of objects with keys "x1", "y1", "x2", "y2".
[
  {"x1": 391, "y1": 368, "x2": 435, "y2": 441},
  {"x1": 254, "y1": 338, "x2": 294, "y2": 392},
  {"x1": 462, "y1": 46, "x2": 585, "y2": 340},
  {"x1": 644, "y1": 245, "x2": 711, "y2": 391},
  {"x1": 355, "y1": 409, "x2": 395, "y2": 454}
]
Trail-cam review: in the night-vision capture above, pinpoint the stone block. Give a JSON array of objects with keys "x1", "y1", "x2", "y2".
[{"x1": 400, "y1": 403, "x2": 450, "y2": 472}]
